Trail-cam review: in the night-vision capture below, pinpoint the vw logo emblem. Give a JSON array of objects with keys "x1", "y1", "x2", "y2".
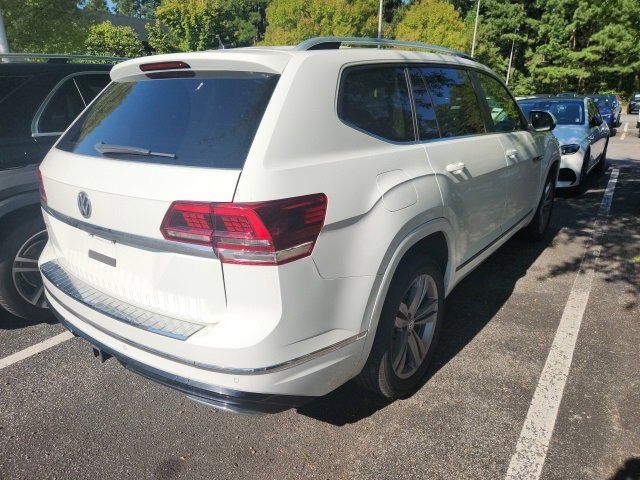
[{"x1": 77, "y1": 191, "x2": 92, "y2": 219}]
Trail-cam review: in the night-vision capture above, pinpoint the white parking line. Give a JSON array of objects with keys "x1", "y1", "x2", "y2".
[
  {"x1": 505, "y1": 169, "x2": 620, "y2": 480},
  {"x1": 621, "y1": 122, "x2": 628, "y2": 140},
  {"x1": 0, "y1": 331, "x2": 73, "y2": 370}
]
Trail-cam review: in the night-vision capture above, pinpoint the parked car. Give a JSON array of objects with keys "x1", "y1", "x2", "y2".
[
  {"x1": 39, "y1": 37, "x2": 560, "y2": 414},
  {"x1": 518, "y1": 96, "x2": 609, "y2": 189},
  {"x1": 0, "y1": 55, "x2": 115, "y2": 320},
  {"x1": 587, "y1": 94, "x2": 619, "y2": 131},
  {"x1": 557, "y1": 92, "x2": 580, "y2": 97},
  {"x1": 628, "y1": 92, "x2": 640, "y2": 114}
]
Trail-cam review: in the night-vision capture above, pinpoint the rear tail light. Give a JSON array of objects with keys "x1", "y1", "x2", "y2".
[
  {"x1": 37, "y1": 168, "x2": 47, "y2": 205},
  {"x1": 160, "y1": 194, "x2": 328, "y2": 266}
]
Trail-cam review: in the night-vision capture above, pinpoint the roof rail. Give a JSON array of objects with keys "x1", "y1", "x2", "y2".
[
  {"x1": 0, "y1": 53, "x2": 128, "y2": 63},
  {"x1": 294, "y1": 37, "x2": 474, "y2": 60}
]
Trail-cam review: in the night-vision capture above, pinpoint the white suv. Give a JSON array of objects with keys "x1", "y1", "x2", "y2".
[{"x1": 38, "y1": 38, "x2": 560, "y2": 414}]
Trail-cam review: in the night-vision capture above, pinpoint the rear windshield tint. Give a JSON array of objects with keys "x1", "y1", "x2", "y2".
[{"x1": 57, "y1": 72, "x2": 279, "y2": 169}]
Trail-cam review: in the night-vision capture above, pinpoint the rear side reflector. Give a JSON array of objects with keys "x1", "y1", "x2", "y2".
[
  {"x1": 139, "y1": 61, "x2": 190, "y2": 72},
  {"x1": 37, "y1": 167, "x2": 47, "y2": 205},
  {"x1": 160, "y1": 194, "x2": 328, "y2": 265}
]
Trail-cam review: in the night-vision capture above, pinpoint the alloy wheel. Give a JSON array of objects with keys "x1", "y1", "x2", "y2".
[
  {"x1": 12, "y1": 230, "x2": 48, "y2": 308},
  {"x1": 390, "y1": 274, "x2": 439, "y2": 379}
]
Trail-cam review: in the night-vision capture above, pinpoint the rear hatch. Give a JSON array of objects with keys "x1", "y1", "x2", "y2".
[{"x1": 40, "y1": 59, "x2": 281, "y2": 325}]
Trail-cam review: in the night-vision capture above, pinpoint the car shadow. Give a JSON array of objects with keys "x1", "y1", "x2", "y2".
[
  {"x1": 0, "y1": 308, "x2": 56, "y2": 329},
  {"x1": 298, "y1": 170, "x2": 612, "y2": 426},
  {"x1": 608, "y1": 457, "x2": 640, "y2": 480}
]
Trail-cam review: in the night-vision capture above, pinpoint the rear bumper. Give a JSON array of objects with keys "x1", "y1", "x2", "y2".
[
  {"x1": 51, "y1": 305, "x2": 310, "y2": 414},
  {"x1": 41, "y1": 254, "x2": 370, "y2": 412}
]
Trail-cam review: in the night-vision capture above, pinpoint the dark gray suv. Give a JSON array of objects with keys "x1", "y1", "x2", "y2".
[{"x1": 0, "y1": 55, "x2": 115, "y2": 320}]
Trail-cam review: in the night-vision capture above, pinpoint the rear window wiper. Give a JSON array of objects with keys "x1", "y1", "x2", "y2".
[{"x1": 95, "y1": 142, "x2": 176, "y2": 159}]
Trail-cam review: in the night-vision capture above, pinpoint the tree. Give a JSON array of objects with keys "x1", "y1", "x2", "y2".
[
  {"x1": 262, "y1": 0, "x2": 379, "y2": 45},
  {"x1": 114, "y1": 0, "x2": 137, "y2": 16},
  {"x1": 85, "y1": 20, "x2": 145, "y2": 57},
  {"x1": 151, "y1": 0, "x2": 269, "y2": 51},
  {"x1": 81, "y1": 0, "x2": 111, "y2": 12},
  {"x1": 395, "y1": 0, "x2": 469, "y2": 52},
  {"x1": 114, "y1": 0, "x2": 159, "y2": 19},
  {"x1": 0, "y1": 0, "x2": 87, "y2": 53}
]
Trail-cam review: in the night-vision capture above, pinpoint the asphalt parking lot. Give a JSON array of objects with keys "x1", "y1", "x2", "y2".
[{"x1": 1, "y1": 115, "x2": 639, "y2": 480}]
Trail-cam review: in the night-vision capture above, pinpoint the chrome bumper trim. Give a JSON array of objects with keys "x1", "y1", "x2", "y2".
[
  {"x1": 45, "y1": 274, "x2": 367, "y2": 375},
  {"x1": 41, "y1": 205, "x2": 217, "y2": 259},
  {"x1": 41, "y1": 260, "x2": 205, "y2": 340}
]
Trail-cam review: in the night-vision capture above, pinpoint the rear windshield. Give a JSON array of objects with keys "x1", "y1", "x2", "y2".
[
  {"x1": 57, "y1": 72, "x2": 279, "y2": 169},
  {"x1": 518, "y1": 100, "x2": 585, "y2": 126}
]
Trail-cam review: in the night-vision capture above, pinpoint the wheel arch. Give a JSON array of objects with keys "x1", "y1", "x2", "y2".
[{"x1": 350, "y1": 217, "x2": 456, "y2": 378}]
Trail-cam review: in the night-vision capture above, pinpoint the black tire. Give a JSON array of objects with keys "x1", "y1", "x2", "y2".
[
  {"x1": 596, "y1": 141, "x2": 608, "y2": 173},
  {"x1": 524, "y1": 169, "x2": 555, "y2": 241},
  {"x1": 357, "y1": 255, "x2": 444, "y2": 399},
  {"x1": 0, "y1": 212, "x2": 50, "y2": 321}
]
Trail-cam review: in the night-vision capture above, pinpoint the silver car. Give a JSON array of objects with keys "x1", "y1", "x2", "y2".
[{"x1": 518, "y1": 97, "x2": 609, "y2": 189}]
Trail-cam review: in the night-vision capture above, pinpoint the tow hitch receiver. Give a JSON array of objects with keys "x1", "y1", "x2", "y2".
[{"x1": 92, "y1": 347, "x2": 113, "y2": 364}]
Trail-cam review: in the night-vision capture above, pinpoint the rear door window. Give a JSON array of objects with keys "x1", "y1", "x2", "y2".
[
  {"x1": 419, "y1": 67, "x2": 486, "y2": 138},
  {"x1": 339, "y1": 66, "x2": 415, "y2": 142},
  {"x1": 57, "y1": 72, "x2": 279, "y2": 169},
  {"x1": 476, "y1": 72, "x2": 527, "y2": 132}
]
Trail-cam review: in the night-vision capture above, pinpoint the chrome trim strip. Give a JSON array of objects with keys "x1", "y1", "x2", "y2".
[
  {"x1": 41, "y1": 260, "x2": 204, "y2": 340},
  {"x1": 45, "y1": 281, "x2": 367, "y2": 375},
  {"x1": 42, "y1": 205, "x2": 218, "y2": 259}
]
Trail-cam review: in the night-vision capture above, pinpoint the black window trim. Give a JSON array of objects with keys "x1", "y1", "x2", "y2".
[
  {"x1": 406, "y1": 66, "x2": 443, "y2": 141},
  {"x1": 337, "y1": 61, "x2": 527, "y2": 145},
  {"x1": 31, "y1": 71, "x2": 110, "y2": 138}
]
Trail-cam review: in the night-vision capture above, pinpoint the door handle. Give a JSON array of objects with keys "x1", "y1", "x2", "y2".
[
  {"x1": 446, "y1": 162, "x2": 466, "y2": 174},
  {"x1": 505, "y1": 149, "x2": 519, "y2": 160}
]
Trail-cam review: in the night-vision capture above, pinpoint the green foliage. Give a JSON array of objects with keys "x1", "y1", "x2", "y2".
[
  {"x1": 152, "y1": 0, "x2": 268, "y2": 51},
  {"x1": 113, "y1": 0, "x2": 159, "y2": 19},
  {"x1": 81, "y1": 0, "x2": 110, "y2": 12},
  {"x1": 474, "y1": 0, "x2": 640, "y2": 96},
  {"x1": 85, "y1": 20, "x2": 145, "y2": 57},
  {"x1": 395, "y1": 0, "x2": 469, "y2": 52},
  {"x1": 262, "y1": 0, "x2": 379, "y2": 45},
  {"x1": 0, "y1": 0, "x2": 88, "y2": 53}
]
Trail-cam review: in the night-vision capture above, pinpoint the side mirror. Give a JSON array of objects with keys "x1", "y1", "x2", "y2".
[
  {"x1": 529, "y1": 110, "x2": 556, "y2": 132},
  {"x1": 589, "y1": 116, "x2": 602, "y2": 128}
]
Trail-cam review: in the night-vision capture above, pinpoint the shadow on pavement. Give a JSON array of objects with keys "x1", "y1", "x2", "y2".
[
  {"x1": 0, "y1": 308, "x2": 56, "y2": 330},
  {"x1": 299, "y1": 171, "x2": 615, "y2": 425},
  {"x1": 609, "y1": 457, "x2": 640, "y2": 480},
  {"x1": 541, "y1": 165, "x2": 639, "y2": 310}
]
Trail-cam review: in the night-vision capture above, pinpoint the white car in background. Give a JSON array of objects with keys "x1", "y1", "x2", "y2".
[
  {"x1": 518, "y1": 96, "x2": 609, "y2": 189},
  {"x1": 38, "y1": 37, "x2": 560, "y2": 414}
]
